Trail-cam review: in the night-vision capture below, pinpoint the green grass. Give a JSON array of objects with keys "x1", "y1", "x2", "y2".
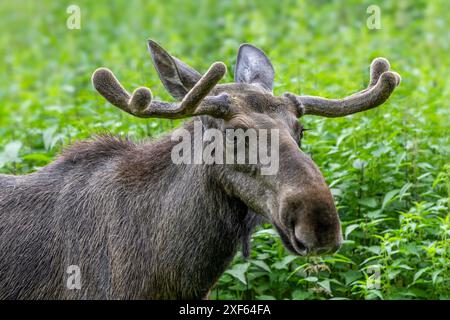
[{"x1": 0, "y1": 0, "x2": 448, "y2": 299}]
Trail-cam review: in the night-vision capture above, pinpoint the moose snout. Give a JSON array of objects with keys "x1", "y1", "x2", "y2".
[{"x1": 279, "y1": 192, "x2": 343, "y2": 256}]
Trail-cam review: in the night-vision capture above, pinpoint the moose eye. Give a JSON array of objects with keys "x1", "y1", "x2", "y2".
[{"x1": 297, "y1": 125, "x2": 309, "y2": 148}]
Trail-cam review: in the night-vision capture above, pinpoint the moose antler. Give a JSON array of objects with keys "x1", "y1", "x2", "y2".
[
  {"x1": 92, "y1": 62, "x2": 230, "y2": 119},
  {"x1": 284, "y1": 58, "x2": 401, "y2": 117}
]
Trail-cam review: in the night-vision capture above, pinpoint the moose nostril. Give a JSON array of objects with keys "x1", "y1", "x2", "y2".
[{"x1": 293, "y1": 236, "x2": 308, "y2": 254}]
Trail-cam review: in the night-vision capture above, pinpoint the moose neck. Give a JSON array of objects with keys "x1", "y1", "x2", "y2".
[{"x1": 130, "y1": 119, "x2": 255, "y2": 298}]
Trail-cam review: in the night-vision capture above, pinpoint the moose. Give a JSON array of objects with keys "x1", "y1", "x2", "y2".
[{"x1": 0, "y1": 40, "x2": 400, "y2": 299}]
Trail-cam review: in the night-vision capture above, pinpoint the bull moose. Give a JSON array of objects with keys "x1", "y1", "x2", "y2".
[{"x1": 0, "y1": 40, "x2": 400, "y2": 299}]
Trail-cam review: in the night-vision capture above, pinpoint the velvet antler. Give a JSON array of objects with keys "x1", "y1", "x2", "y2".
[
  {"x1": 92, "y1": 62, "x2": 230, "y2": 119},
  {"x1": 284, "y1": 58, "x2": 401, "y2": 117}
]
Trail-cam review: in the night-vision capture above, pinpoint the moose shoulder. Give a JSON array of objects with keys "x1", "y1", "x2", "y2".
[{"x1": 0, "y1": 41, "x2": 400, "y2": 299}]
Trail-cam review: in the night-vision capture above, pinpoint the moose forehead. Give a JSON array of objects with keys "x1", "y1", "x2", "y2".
[{"x1": 212, "y1": 83, "x2": 299, "y2": 126}]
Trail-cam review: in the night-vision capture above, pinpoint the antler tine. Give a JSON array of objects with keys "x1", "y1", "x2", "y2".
[
  {"x1": 369, "y1": 57, "x2": 391, "y2": 88},
  {"x1": 284, "y1": 57, "x2": 401, "y2": 118},
  {"x1": 92, "y1": 62, "x2": 228, "y2": 119},
  {"x1": 92, "y1": 67, "x2": 133, "y2": 113}
]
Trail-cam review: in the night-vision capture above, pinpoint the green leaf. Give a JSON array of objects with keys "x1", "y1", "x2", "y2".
[
  {"x1": 251, "y1": 260, "x2": 271, "y2": 272},
  {"x1": 336, "y1": 132, "x2": 351, "y2": 147},
  {"x1": 0, "y1": 141, "x2": 22, "y2": 168},
  {"x1": 345, "y1": 224, "x2": 359, "y2": 239},
  {"x1": 292, "y1": 289, "x2": 313, "y2": 300},
  {"x1": 381, "y1": 189, "x2": 400, "y2": 210},
  {"x1": 253, "y1": 228, "x2": 278, "y2": 237},
  {"x1": 341, "y1": 270, "x2": 363, "y2": 285},
  {"x1": 360, "y1": 255, "x2": 382, "y2": 266},
  {"x1": 395, "y1": 264, "x2": 413, "y2": 270},
  {"x1": 272, "y1": 255, "x2": 297, "y2": 270},
  {"x1": 225, "y1": 263, "x2": 250, "y2": 285},
  {"x1": 431, "y1": 270, "x2": 443, "y2": 284},
  {"x1": 413, "y1": 268, "x2": 429, "y2": 283},
  {"x1": 255, "y1": 295, "x2": 276, "y2": 300},
  {"x1": 352, "y1": 159, "x2": 367, "y2": 170},
  {"x1": 358, "y1": 197, "x2": 378, "y2": 208},
  {"x1": 366, "y1": 246, "x2": 381, "y2": 255},
  {"x1": 317, "y1": 279, "x2": 331, "y2": 293},
  {"x1": 327, "y1": 253, "x2": 356, "y2": 265},
  {"x1": 42, "y1": 126, "x2": 64, "y2": 151},
  {"x1": 387, "y1": 269, "x2": 401, "y2": 280},
  {"x1": 366, "y1": 290, "x2": 384, "y2": 300},
  {"x1": 398, "y1": 182, "x2": 413, "y2": 198},
  {"x1": 366, "y1": 209, "x2": 384, "y2": 219},
  {"x1": 304, "y1": 276, "x2": 318, "y2": 282},
  {"x1": 22, "y1": 153, "x2": 52, "y2": 163}
]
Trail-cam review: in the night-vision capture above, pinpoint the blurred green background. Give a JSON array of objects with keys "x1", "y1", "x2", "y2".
[{"x1": 0, "y1": 0, "x2": 448, "y2": 299}]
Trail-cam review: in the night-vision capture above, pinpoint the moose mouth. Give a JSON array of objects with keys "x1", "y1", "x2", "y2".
[{"x1": 273, "y1": 223, "x2": 308, "y2": 256}]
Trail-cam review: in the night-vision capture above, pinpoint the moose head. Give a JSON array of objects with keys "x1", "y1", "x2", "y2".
[{"x1": 92, "y1": 40, "x2": 400, "y2": 256}]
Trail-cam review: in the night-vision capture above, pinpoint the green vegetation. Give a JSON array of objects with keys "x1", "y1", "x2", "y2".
[{"x1": 0, "y1": 0, "x2": 448, "y2": 299}]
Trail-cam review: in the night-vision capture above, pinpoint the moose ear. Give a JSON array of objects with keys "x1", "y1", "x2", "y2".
[
  {"x1": 234, "y1": 44, "x2": 275, "y2": 92},
  {"x1": 148, "y1": 40, "x2": 202, "y2": 100}
]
